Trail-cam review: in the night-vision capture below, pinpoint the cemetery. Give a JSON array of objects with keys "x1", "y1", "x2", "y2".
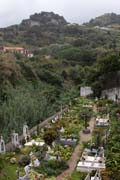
[
  {"x1": 0, "y1": 97, "x2": 119, "y2": 180},
  {"x1": 0, "y1": 97, "x2": 93, "y2": 180}
]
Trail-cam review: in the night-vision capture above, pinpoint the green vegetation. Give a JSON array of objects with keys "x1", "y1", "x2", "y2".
[
  {"x1": 0, "y1": 11, "x2": 120, "y2": 179},
  {"x1": 35, "y1": 160, "x2": 68, "y2": 177},
  {"x1": 70, "y1": 170, "x2": 87, "y2": 180}
]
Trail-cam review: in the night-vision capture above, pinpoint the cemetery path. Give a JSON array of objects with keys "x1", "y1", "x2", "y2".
[
  {"x1": 80, "y1": 116, "x2": 95, "y2": 143},
  {"x1": 56, "y1": 105, "x2": 96, "y2": 180}
]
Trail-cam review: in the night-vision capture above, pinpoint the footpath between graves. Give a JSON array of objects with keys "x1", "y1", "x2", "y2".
[{"x1": 56, "y1": 105, "x2": 96, "y2": 180}]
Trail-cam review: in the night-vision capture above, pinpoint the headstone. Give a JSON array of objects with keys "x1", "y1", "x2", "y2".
[
  {"x1": 106, "y1": 113, "x2": 110, "y2": 119},
  {"x1": 11, "y1": 132, "x2": 19, "y2": 147},
  {"x1": 23, "y1": 125, "x2": 30, "y2": 142},
  {"x1": 16, "y1": 168, "x2": 20, "y2": 180},
  {"x1": 52, "y1": 141, "x2": 55, "y2": 147},
  {"x1": 24, "y1": 165, "x2": 30, "y2": 175},
  {"x1": 33, "y1": 158, "x2": 40, "y2": 167},
  {"x1": 41, "y1": 128, "x2": 44, "y2": 133},
  {"x1": 55, "y1": 115, "x2": 59, "y2": 121},
  {"x1": 0, "y1": 136, "x2": 6, "y2": 153},
  {"x1": 59, "y1": 127, "x2": 65, "y2": 133},
  {"x1": 47, "y1": 146, "x2": 52, "y2": 152},
  {"x1": 23, "y1": 125, "x2": 29, "y2": 137},
  {"x1": 30, "y1": 155, "x2": 40, "y2": 167}
]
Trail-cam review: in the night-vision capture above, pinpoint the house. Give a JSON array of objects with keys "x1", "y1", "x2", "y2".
[
  {"x1": 80, "y1": 86, "x2": 93, "y2": 97},
  {"x1": 0, "y1": 46, "x2": 34, "y2": 58},
  {"x1": 0, "y1": 46, "x2": 25, "y2": 53},
  {"x1": 24, "y1": 50, "x2": 34, "y2": 58}
]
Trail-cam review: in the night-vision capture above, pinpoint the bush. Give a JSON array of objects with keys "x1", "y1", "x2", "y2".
[
  {"x1": 35, "y1": 160, "x2": 69, "y2": 177},
  {"x1": 0, "y1": 155, "x2": 5, "y2": 170},
  {"x1": 14, "y1": 147, "x2": 21, "y2": 153},
  {"x1": 18, "y1": 155, "x2": 30, "y2": 166}
]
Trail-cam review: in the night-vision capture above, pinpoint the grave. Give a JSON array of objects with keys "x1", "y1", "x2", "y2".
[
  {"x1": 0, "y1": 136, "x2": 6, "y2": 153},
  {"x1": 85, "y1": 171, "x2": 101, "y2": 180},
  {"x1": 59, "y1": 127, "x2": 65, "y2": 133},
  {"x1": 25, "y1": 139, "x2": 45, "y2": 147},
  {"x1": 23, "y1": 125, "x2": 29, "y2": 137},
  {"x1": 77, "y1": 148, "x2": 105, "y2": 172},
  {"x1": 44, "y1": 152, "x2": 57, "y2": 161},
  {"x1": 19, "y1": 175, "x2": 30, "y2": 180},
  {"x1": 96, "y1": 117, "x2": 109, "y2": 127},
  {"x1": 59, "y1": 137, "x2": 77, "y2": 146},
  {"x1": 77, "y1": 161, "x2": 105, "y2": 172},
  {"x1": 85, "y1": 143, "x2": 98, "y2": 154},
  {"x1": 83, "y1": 104, "x2": 93, "y2": 108},
  {"x1": 23, "y1": 125, "x2": 30, "y2": 142},
  {"x1": 11, "y1": 132, "x2": 19, "y2": 147}
]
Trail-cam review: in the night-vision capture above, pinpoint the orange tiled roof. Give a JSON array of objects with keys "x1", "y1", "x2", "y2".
[{"x1": 3, "y1": 46, "x2": 24, "y2": 50}]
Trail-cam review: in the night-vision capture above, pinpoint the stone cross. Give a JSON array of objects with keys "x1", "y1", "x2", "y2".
[{"x1": 0, "y1": 136, "x2": 6, "y2": 153}]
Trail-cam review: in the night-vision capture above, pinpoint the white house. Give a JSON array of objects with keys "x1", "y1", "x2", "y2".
[{"x1": 80, "y1": 86, "x2": 93, "y2": 97}]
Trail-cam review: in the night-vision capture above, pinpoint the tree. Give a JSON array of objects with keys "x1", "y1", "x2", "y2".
[
  {"x1": 43, "y1": 128, "x2": 58, "y2": 146},
  {"x1": 79, "y1": 108, "x2": 92, "y2": 133}
]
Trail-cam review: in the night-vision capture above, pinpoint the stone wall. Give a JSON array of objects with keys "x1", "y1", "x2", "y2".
[{"x1": 5, "y1": 108, "x2": 68, "y2": 152}]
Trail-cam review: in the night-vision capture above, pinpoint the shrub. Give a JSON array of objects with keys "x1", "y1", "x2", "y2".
[
  {"x1": 14, "y1": 147, "x2": 21, "y2": 153},
  {"x1": 35, "y1": 160, "x2": 69, "y2": 177},
  {"x1": 0, "y1": 155, "x2": 5, "y2": 170},
  {"x1": 18, "y1": 155, "x2": 30, "y2": 166}
]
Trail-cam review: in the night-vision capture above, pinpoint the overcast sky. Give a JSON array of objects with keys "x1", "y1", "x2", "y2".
[{"x1": 0, "y1": 0, "x2": 120, "y2": 27}]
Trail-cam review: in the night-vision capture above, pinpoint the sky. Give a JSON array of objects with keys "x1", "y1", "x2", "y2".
[{"x1": 0, "y1": 0, "x2": 120, "y2": 27}]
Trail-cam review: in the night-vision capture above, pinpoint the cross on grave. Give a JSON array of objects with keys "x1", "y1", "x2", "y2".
[{"x1": 0, "y1": 136, "x2": 6, "y2": 153}]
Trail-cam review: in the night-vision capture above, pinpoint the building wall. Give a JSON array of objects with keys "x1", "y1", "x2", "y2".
[
  {"x1": 101, "y1": 87, "x2": 120, "y2": 101},
  {"x1": 80, "y1": 86, "x2": 93, "y2": 97}
]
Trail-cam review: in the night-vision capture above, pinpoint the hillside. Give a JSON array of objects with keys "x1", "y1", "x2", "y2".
[
  {"x1": 0, "y1": 11, "x2": 120, "y2": 180},
  {"x1": 0, "y1": 12, "x2": 120, "y2": 140},
  {"x1": 0, "y1": 11, "x2": 120, "y2": 48},
  {"x1": 85, "y1": 13, "x2": 120, "y2": 27},
  {"x1": 0, "y1": 12, "x2": 68, "y2": 47}
]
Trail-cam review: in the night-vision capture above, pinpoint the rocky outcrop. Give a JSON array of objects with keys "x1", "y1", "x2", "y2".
[
  {"x1": 21, "y1": 12, "x2": 68, "y2": 27},
  {"x1": 85, "y1": 13, "x2": 120, "y2": 26}
]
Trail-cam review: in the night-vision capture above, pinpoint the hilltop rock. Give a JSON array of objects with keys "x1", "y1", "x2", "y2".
[
  {"x1": 85, "y1": 13, "x2": 120, "y2": 26},
  {"x1": 21, "y1": 12, "x2": 68, "y2": 27}
]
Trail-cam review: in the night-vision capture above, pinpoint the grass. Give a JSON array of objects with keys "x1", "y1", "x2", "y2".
[
  {"x1": 0, "y1": 163, "x2": 24, "y2": 180},
  {"x1": 0, "y1": 164, "x2": 17, "y2": 180},
  {"x1": 70, "y1": 170, "x2": 87, "y2": 180}
]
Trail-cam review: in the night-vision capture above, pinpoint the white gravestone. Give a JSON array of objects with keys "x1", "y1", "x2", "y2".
[
  {"x1": 23, "y1": 125, "x2": 30, "y2": 142},
  {"x1": 23, "y1": 125, "x2": 29, "y2": 137},
  {"x1": 11, "y1": 132, "x2": 19, "y2": 147},
  {"x1": 0, "y1": 136, "x2": 6, "y2": 153}
]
